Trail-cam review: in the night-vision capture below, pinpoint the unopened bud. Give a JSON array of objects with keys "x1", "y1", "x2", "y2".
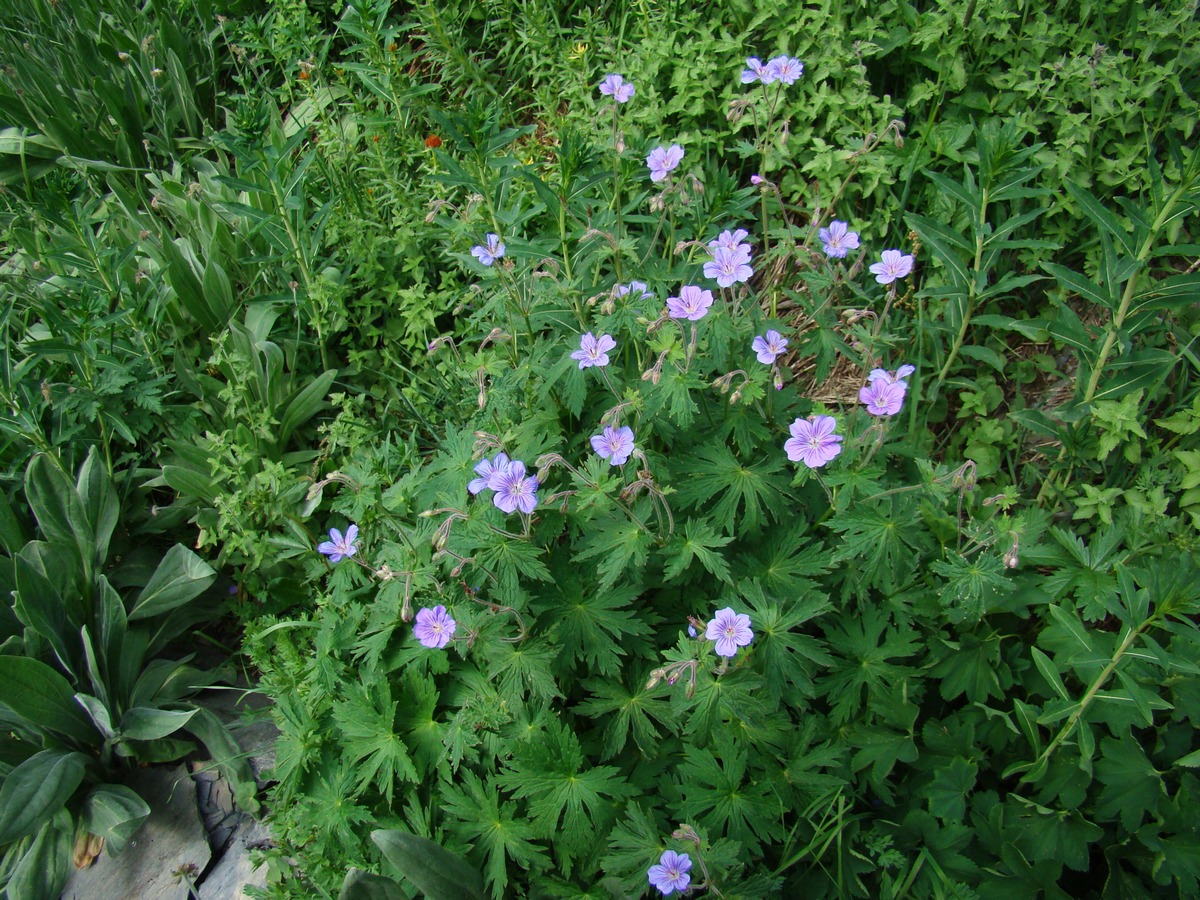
[{"x1": 645, "y1": 669, "x2": 664, "y2": 691}]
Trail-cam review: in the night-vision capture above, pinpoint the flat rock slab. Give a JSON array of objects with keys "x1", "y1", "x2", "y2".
[
  {"x1": 62, "y1": 765, "x2": 211, "y2": 900},
  {"x1": 197, "y1": 818, "x2": 272, "y2": 899}
]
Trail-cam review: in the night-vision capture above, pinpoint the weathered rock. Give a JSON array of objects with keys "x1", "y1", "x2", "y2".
[
  {"x1": 196, "y1": 818, "x2": 273, "y2": 900},
  {"x1": 61, "y1": 765, "x2": 211, "y2": 900}
]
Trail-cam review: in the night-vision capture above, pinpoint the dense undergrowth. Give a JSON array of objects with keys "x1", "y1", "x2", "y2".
[{"x1": 1, "y1": 0, "x2": 1199, "y2": 898}]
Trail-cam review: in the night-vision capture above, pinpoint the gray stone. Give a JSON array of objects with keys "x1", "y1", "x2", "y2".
[
  {"x1": 62, "y1": 765, "x2": 211, "y2": 900},
  {"x1": 196, "y1": 819, "x2": 273, "y2": 900}
]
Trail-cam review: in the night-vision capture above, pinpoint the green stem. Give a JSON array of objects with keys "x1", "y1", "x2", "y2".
[
  {"x1": 1025, "y1": 614, "x2": 1155, "y2": 779},
  {"x1": 1082, "y1": 178, "x2": 1189, "y2": 404},
  {"x1": 936, "y1": 187, "x2": 989, "y2": 388}
]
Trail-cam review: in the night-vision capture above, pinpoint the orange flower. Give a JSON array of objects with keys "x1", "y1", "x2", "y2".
[
  {"x1": 298, "y1": 70, "x2": 310, "y2": 80},
  {"x1": 425, "y1": 134, "x2": 442, "y2": 149}
]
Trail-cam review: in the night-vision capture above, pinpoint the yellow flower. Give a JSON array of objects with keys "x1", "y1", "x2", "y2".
[{"x1": 568, "y1": 42, "x2": 588, "y2": 60}]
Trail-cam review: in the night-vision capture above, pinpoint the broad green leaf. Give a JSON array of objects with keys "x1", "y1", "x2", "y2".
[
  {"x1": 0, "y1": 656, "x2": 96, "y2": 743},
  {"x1": 0, "y1": 749, "x2": 87, "y2": 844},
  {"x1": 1065, "y1": 182, "x2": 1136, "y2": 256},
  {"x1": 81, "y1": 784, "x2": 150, "y2": 854},
  {"x1": 1095, "y1": 736, "x2": 1163, "y2": 830},
  {"x1": 907, "y1": 213, "x2": 971, "y2": 287},
  {"x1": 25, "y1": 453, "x2": 88, "y2": 564},
  {"x1": 75, "y1": 447, "x2": 117, "y2": 567},
  {"x1": 128, "y1": 544, "x2": 216, "y2": 620},
  {"x1": 279, "y1": 368, "x2": 336, "y2": 447},
  {"x1": 1031, "y1": 647, "x2": 1071, "y2": 701},
  {"x1": 118, "y1": 707, "x2": 197, "y2": 741},
  {"x1": 372, "y1": 830, "x2": 487, "y2": 900},
  {"x1": 1045, "y1": 263, "x2": 1116, "y2": 312},
  {"x1": 3, "y1": 812, "x2": 74, "y2": 900},
  {"x1": 339, "y1": 869, "x2": 407, "y2": 900},
  {"x1": 0, "y1": 488, "x2": 29, "y2": 554}
]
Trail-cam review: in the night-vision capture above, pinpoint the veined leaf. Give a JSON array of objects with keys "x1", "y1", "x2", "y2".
[{"x1": 0, "y1": 749, "x2": 87, "y2": 844}]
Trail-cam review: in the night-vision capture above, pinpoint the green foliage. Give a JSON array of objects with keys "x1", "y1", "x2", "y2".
[
  {"x1": 0, "y1": 450, "x2": 254, "y2": 899},
  {"x1": 3, "y1": 0, "x2": 1200, "y2": 897}
]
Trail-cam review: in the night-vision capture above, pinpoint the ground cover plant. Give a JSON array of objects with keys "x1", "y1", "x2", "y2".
[{"x1": 1, "y1": 0, "x2": 1199, "y2": 898}]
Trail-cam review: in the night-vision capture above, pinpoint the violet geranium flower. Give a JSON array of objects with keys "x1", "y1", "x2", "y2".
[
  {"x1": 492, "y1": 460, "x2": 539, "y2": 514},
  {"x1": 868, "y1": 364, "x2": 916, "y2": 389},
  {"x1": 648, "y1": 850, "x2": 692, "y2": 896},
  {"x1": 859, "y1": 379, "x2": 907, "y2": 416},
  {"x1": 818, "y1": 221, "x2": 860, "y2": 259},
  {"x1": 414, "y1": 605, "x2": 457, "y2": 649},
  {"x1": 706, "y1": 607, "x2": 754, "y2": 657},
  {"x1": 468, "y1": 452, "x2": 512, "y2": 495},
  {"x1": 740, "y1": 57, "x2": 775, "y2": 85},
  {"x1": 599, "y1": 74, "x2": 635, "y2": 103},
  {"x1": 869, "y1": 249, "x2": 915, "y2": 285},
  {"x1": 784, "y1": 415, "x2": 844, "y2": 469},
  {"x1": 646, "y1": 144, "x2": 684, "y2": 183},
  {"x1": 767, "y1": 55, "x2": 804, "y2": 85},
  {"x1": 571, "y1": 332, "x2": 617, "y2": 369},
  {"x1": 708, "y1": 229, "x2": 751, "y2": 254},
  {"x1": 591, "y1": 425, "x2": 636, "y2": 466},
  {"x1": 666, "y1": 285, "x2": 713, "y2": 321},
  {"x1": 471, "y1": 233, "x2": 506, "y2": 266},
  {"x1": 615, "y1": 280, "x2": 653, "y2": 301},
  {"x1": 704, "y1": 245, "x2": 754, "y2": 288},
  {"x1": 317, "y1": 524, "x2": 358, "y2": 563},
  {"x1": 752, "y1": 330, "x2": 789, "y2": 364}
]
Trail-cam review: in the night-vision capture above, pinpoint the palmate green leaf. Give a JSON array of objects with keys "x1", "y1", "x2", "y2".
[
  {"x1": 744, "y1": 522, "x2": 829, "y2": 598},
  {"x1": 298, "y1": 760, "x2": 375, "y2": 847},
  {"x1": 496, "y1": 718, "x2": 635, "y2": 870},
  {"x1": 739, "y1": 579, "x2": 831, "y2": 697},
  {"x1": 827, "y1": 497, "x2": 927, "y2": 595},
  {"x1": 1095, "y1": 735, "x2": 1164, "y2": 831},
  {"x1": 925, "y1": 757, "x2": 978, "y2": 822},
  {"x1": 599, "y1": 802, "x2": 666, "y2": 898},
  {"x1": 929, "y1": 632, "x2": 1005, "y2": 703},
  {"x1": 572, "y1": 516, "x2": 652, "y2": 593},
  {"x1": 662, "y1": 518, "x2": 733, "y2": 585},
  {"x1": 441, "y1": 769, "x2": 547, "y2": 899},
  {"x1": 576, "y1": 675, "x2": 671, "y2": 759},
  {"x1": 485, "y1": 641, "x2": 562, "y2": 703},
  {"x1": 332, "y1": 679, "x2": 419, "y2": 805},
  {"x1": 538, "y1": 561, "x2": 652, "y2": 677},
  {"x1": 930, "y1": 550, "x2": 1013, "y2": 624},
  {"x1": 394, "y1": 670, "x2": 446, "y2": 777},
  {"x1": 849, "y1": 725, "x2": 919, "y2": 802},
  {"x1": 672, "y1": 440, "x2": 791, "y2": 535},
  {"x1": 1009, "y1": 798, "x2": 1103, "y2": 873},
  {"x1": 674, "y1": 736, "x2": 784, "y2": 855},
  {"x1": 819, "y1": 606, "x2": 920, "y2": 724},
  {"x1": 475, "y1": 535, "x2": 552, "y2": 606}
]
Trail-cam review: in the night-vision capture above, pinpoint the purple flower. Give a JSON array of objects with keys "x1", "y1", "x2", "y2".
[
  {"x1": 648, "y1": 850, "x2": 692, "y2": 896},
  {"x1": 784, "y1": 415, "x2": 843, "y2": 469},
  {"x1": 705, "y1": 607, "x2": 753, "y2": 657},
  {"x1": 414, "y1": 605, "x2": 457, "y2": 649},
  {"x1": 615, "y1": 280, "x2": 653, "y2": 301},
  {"x1": 471, "y1": 233, "x2": 506, "y2": 266},
  {"x1": 647, "y1": 144, "x2": 684, "y2": 183},
  {"x1": 869, "y1": 364, "x2": 916, "y2": 388},
  {"x1": 492, "y1": 460, "x2": 539, "y2": 514},
  {"x1": 599, "y1": 73, "x2": 635, "y2": 103},
  {"x1": 469, "y1": 452, "x2": 512, "y2": 495},
  {"x1": 740, "y1": 57, "x2": 775, "y2": 85},
  {"x1": 666, "y1": 285, "x2": 713, "y2": 321},
  {"x1": 708, "y1": 229, "x2": 751, "y2": 254},
  {"x1": 571, "y1": 332, "x2": 617, "y2": 369},
  {"x1": 818, "y1": 221, "x2": 860, "y2": 259},
  {"x1": 704, "y1": 245, "x2": 754, "y2": 288},
  {"x1": 869, "y1": 249, "x2": 915, "y2": 285},
  {"x1": 317, "y1": 524, "x2": 358, "y2": 563},
  {"x1": 752, "y1": 330, "x2": 789, "y2": 364},
  {"x1": 859, "y1": 379, "x2": 907, "y2": 416},
  {"x1": 591, "y1": 425, "x2": 635, "y2": 466},
  {"x1": 750, "y1": 174, "x2": 765, "y2": 185},
  {"x1": 767, "y1": 55, "x2": 804, "y2": 85}
]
